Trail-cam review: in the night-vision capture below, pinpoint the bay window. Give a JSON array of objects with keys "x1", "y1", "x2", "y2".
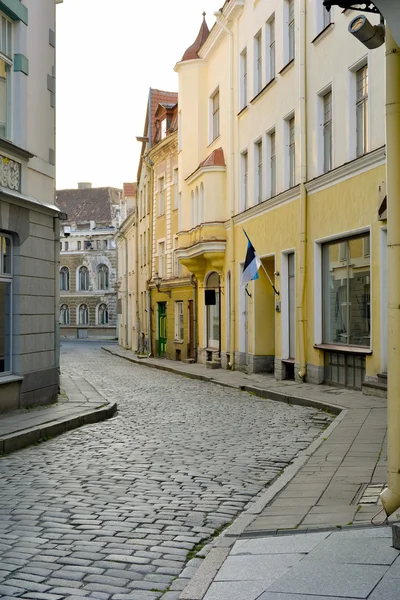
[{"x1": 0, "y1": 13, "x2": 12, "y2": 139}]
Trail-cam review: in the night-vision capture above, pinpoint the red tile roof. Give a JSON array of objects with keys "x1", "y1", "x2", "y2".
[
  {"x1": 182, "y1": 13, "x2": 210, "y2": 61},
  {"x1": 123, "y1": 182, "x2": 136, "y2": 197},
  {"x1": 150, "y1": 89, "x2": 178, "y2": 146},
  {"x1": 199, "y1": 147, "x2": 226, "y2": 168}
]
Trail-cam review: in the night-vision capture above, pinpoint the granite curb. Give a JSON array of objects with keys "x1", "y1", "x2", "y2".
[{"x1": 0, "y1": 384, "x2": 117, "y2": 456}]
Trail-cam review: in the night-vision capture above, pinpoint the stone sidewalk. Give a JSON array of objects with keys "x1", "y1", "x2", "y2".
[
  {"x1": 102, "y1": 344, "x2": 393, "y2": 599},
  {"x1": 0, "y1": 374, "x2": 117, "y2": 455}
]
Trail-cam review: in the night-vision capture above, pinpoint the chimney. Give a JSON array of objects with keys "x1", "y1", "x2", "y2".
[{"x1": 78, "y1": 182, "x2": 92, "y2": 190}]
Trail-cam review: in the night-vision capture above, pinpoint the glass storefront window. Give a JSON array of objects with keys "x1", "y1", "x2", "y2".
[{"x1": 323, "y1": 233, "x2": 370, "y2": 347}]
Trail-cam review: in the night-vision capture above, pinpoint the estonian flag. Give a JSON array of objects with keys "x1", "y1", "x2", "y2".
[{"x1": 241, "y1": 230, "x2": 262, "y2": 287}]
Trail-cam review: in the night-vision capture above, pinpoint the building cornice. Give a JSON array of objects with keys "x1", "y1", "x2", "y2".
[
  {"x1": 176, "y1": 240, "x2": 226, "y2": 260},
  {"x1": 233, "y1": 185, "x2": 300, "y2": 225},
  {"x1": 185, "y1": 165, "x2": 226, "y2": 185},
  {"x1": 306, "y1": 146, "x2": 386, "y2": 196},
  {"x1": 148, "y1": 131, "x2": 178, "y2": 164}
]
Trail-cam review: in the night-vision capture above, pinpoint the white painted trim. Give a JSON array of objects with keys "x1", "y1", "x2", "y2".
[
  {"x1": 306, "y1": 146, "x2": 385, "y2": 195},
  {"x1": 175, "y1": 240, "x2": 226, "y2": 262},
  {"x1": 281, "y1": 249, "x2": 295, "y2": 359},
  {"x1": 234, "y1": 184, "x2": 300, "y2": 226},
  {"x1": 314, "y1": 225, "x2": 370, "y2": 246},
  {"x1": 314, "y1": 241, "x2": 323, "y2": 345},
  {"x1": 380, "y1": 227, "x2": 387, "y2": 373}
]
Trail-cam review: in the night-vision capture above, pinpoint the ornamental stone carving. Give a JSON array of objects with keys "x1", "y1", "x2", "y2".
[{"x1": 0, "y1": 155, "x2": 21, "y2": 192}]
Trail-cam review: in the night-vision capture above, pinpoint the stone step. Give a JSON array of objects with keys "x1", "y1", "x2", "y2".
[
  {"x1": 377, "y1": 372, "x2": 387, "y2": 382},
  {"x1": 182, "y1": 358, "x2": 195, "y2": 364},
  {"x1": 206, "y1": 360, "x2": 221, "y2": 370},
  {"x1": 362, "y1": 380, "x2": 387, "y2": 399}
]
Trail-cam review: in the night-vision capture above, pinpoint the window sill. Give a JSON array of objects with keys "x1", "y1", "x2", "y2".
[
  {"x1": 314, "y1": 344, "x2": 372, "y2": 355},
  {"x1": 311, "y1": 23, "x2": 335, "y2": 45},
  {"x1": 237, "y1": 105, "x2": 249, "y2": 118},
  {"x1": 207, "y1": 135, "x2": 220, "y2": 148},
  {"x1": 279, "y1": 59, "x2": 294, "y2": 77},
  {"x1": 174, "y1": 339, "x2": 184, "y2": 344},
  {"x1": 0, "y1": 374, "x2": 23, "y2": 385},
  {"x1": 250, "y1": 78, "x2": 277, "y2": 105}
]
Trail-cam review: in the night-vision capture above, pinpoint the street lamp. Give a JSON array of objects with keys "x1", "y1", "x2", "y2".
[{"x1": 154, "y1": 272, "x2": 171, "y2": 297}]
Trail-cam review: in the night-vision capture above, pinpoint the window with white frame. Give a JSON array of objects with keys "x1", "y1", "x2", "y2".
[
  {"x1": 174, "y1": 236, "x2": 182, "y2": 278},
  {"x1": 161, "y1": 118, "x2": 167, "y2": 140},
  {"x1": 77, "y1": 240, "x2": 82, "y2": 250},
  {"x1": 65, "y1": 241, "x2": 69, "y2": 251},
  {"x1": 255, "y1": 139, "x2": 263, "y2": 203},
  {"x1": 190, "y1": 191, "x2": 195, "y2": 227},
  {"x1": 322, "y1": 3, "x2": 331, "y2": 30},
  {"x1": 158, "y1": 241, "x2": 165, "y2": 277},
  {"x1": 356, "y1": 64, "x2": 368, "y2": 157},
  {"x1": 178, "y1": 111, "x2": 182, "y2": 151},
  {"x1": 158, "y1": 177, "x2": 165, "y2": 216},
  {"x1": 78, "y1": 266, "x2": 89, "y2": 291},
  {"x1": 241, "y1": 150, "x2": 249, "y2": 210},
  {"x1": 199, "y1": 182, "x2": 204, "y2": 224},
  {"x1": 269, "y1": 129, "x2": 276, "y2": 197},
  {"x1": 0, "y1": 13, "x2": 12, "y2": 139},
  {"x1": 175, "y1": 301, "x2": 184, "y2": 341},
  {"x1": 60, "y1": 266, "x2": 70, "y2": 291},
  {"x1": 140, "y1": 234, "x2": 143, "y2": 267},
  {"x1": 60, "y1": 304, "x2": 70, "y2": 325},
  {"x1": 0, "y1": 233, "x2": 12, "y2": 374},
  {"x1": 173, "y1": 168, "x2": 179, "y2": 209},
  {"x1": 323, "y1": 91, "x2": 332, "y2": 173},
  {"x1": 144, "y1": 233, "x2": 146, "y2": 266},
  {"x1": 288, "y1": 116, "x2": 295, "y2": 187},
  {"x1": 211, "y1": 89, "x2": 220, "y2": 140},
  {"x1": 285, "y1": 0, "x2": 295, "y2": 64},
  {"x1": 98, "y1": 303, "x2": 109, "y2": 325},
  {"x1": 240, "y1": 47, "x2": 248, "y2": 109},
  {"x1": 266, "y1": 15, "x2": 275, "y2": 82},
  {"x1": 254, "y1": 30, "x2": 262, "y2": 95},
  {"x1": 78, "y1": 304, "x2": 89, "y2": 325},
  {"x1": 322, "y1": 233, "x2": 370, "y2": 347}
]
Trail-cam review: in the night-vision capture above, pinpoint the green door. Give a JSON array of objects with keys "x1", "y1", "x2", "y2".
[{"x1": 158, "y1": 302, "x2": 167, "y2": 357}]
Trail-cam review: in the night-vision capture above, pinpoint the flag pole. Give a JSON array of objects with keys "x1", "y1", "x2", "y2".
[{"x1": 260, "y1": 261, "x2": 280, "y2": 296}]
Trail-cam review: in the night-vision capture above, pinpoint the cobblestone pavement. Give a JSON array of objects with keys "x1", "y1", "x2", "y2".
[{"x1": 0, "y1": 342, "x2": 331, "y2": 600}]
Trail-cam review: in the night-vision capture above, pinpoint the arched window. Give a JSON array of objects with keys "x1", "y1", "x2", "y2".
[
  {"x1": 60, "y1": 304, "x2": 70, "y2": 325},
  {"x1": 78, "y1": 304, "x2": 89, "y2": 325},
  {"x1": 60, "y1": 267, "x2": 69, "y2": 291},
  {"x1": 190, "y1": 191, "x2": 194, "y2": 227},
  {"x1": 200, "y1": 183, "x2": 204, "y2": 225},
  {"x1": 98, "y1": 264, "x2": 109, "y2": 290},
  {"x1": 79, "y1": 266, "x2": 89, "y2": 291},
  {"x1": 195, "y1": 187, "x2": 199, "y2": 226},
  {"x1": 206, "y1": 271, "x2": 220, "y2": 350},
  {"x1": 98, "y1": 303, "x2": 109, "y2": 325}
]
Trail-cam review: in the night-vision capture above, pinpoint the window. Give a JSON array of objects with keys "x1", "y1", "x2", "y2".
[
  {"x1": 242, "y1": 150, "x2": 248, "y2": 210},
  {"x1": 60, "y1": 242, "x2": 62, "y2": 252},
  {"x1": 255, "y1": 139, "x2": 263, "y2": 203},
  {"x1": 175, "y1": 301, "x2": 184, "y2": 341},
  {"x1": 78, "y1": 304, "x2": 89, "y2": 325},
  {"x1": 78, "y1": 266, "x2": 89, "y2": 291},
  {"x1": 269, "y1": 130, "x2": 276, "y2": 197},
  {"x1": 178, "y1": 111, "x2": 182, "y2": 151},
  {"x1": 0, "y1": 14, "x2": 12, "y2": 139},
  {"x1": 323, "y1": 91, "x2": 332, "y2": 173},
  {"x1": 356, "y1": 65, "x2": 368, "y2": 157},
  {"x1": 140, "y1": 234, "x2": 143, "y2": 267},
  {"x1": 0, "y1": 233, "x2": 12, "y2": 374},
  {"x1": 77, "y1": 241, "x2": 82, "y2": 250},
  {"x1": 98, "y1": 303, "x2": 109, "y2": 325},
  {"x1": 240, "y1": 47, "x2": 248, "y2": 109},
  {"x1": 158, "y1": 177, "x2": 165, "y2": 216},
  {"x1": 323, "y1": 4, "x2": 331, "y2": 30},
  {"x1": 173, "y1": 168, "x2": 179, "y2": 209},
  {"x1": 103, "y1": 239, "x2": 108, "y2": 250},
  {"x1": 98, "y1": 264, "x2": 109, "y2": 289},
  {"x1": 211, "y1": 89, "x2": 220, "y2": 141},
  {"x1": 286, "y1": 0, "x2": 295, "y2": 63},
  {"x1": 267, "y1": 16, "x2": 275, "y2": 82},
  {"x1": 60, "y1": 304, "x2": 70, "y2": 325},
  {"x1": 174, "y1": 237, "x2": 182, "y2": 278},
  {"x1": 161, "y1": 118, "x2": 167, "y2": 140},
  {"x1": 199, "y1": 183, "x2": 204, "y2": 224},
  {"x1": 191, "y1": 191, "x2": 195, "y2": 227},
  {"x1": 96, "y1": 240, "x2": 101, "y2": 250},
  {"x1": 144, "y1": 233, "x2": 146, "y2": 266},
  {"x1": 288, "y1": 117, "x2": 295, "y2": 187},
  {"x1": 195, "y1": 187, "x2": 199, "y2": 226},
  {"x1": 60, "y1": 266, "x2": 70, "y2": 291},
  {"x1": 254, "y1": 30, "x2": 262, "y2": 94},
  {"x1": 323, "y1": 233, "x2": 371, "y2": 347},
  {"x1": 64, "y1": 241, "x2": 69, "y2": 251},
  {"x1": 158, "y1": 242, "x2": 165, "y2": 277}
]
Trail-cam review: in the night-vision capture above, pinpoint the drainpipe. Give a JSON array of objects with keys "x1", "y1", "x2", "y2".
[
  {"x1": 125, "y1": 234, "x2": 129, "y2": 348},
  {"x1": 191, "y1": 274, "x2": 198, "y2": 362},
  {"x1": 380, "y1": 28, "x2": 400, "y2": 517},
  {"x1": 54, "y1": 216, "x2": 60, "y2": 387},
  {"x1": 297, "y1": 0, "x2": 307, "y2": 381},
  {"x1": 214, "y1": 10, "x2": 235, "y2": 369}
]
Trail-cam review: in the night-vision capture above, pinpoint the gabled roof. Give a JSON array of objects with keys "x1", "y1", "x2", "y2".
[
  {"x1": 182, "y1": 12, "x2": 210, "y2": 61},
  {"x1": 56, "y1": 187, "x2": 121, "y2": 225}
]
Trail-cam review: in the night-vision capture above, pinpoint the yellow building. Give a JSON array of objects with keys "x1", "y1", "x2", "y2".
[{"x1": 175, "y1": 1, "x2": 387, "y2": 392}]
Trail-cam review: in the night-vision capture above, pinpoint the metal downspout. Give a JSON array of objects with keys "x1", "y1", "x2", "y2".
[
  {"x1": 191, "y1": 274, "x2": 198, "y2": 362},
  {"x1": 380, "y1": 28, "x2": 400, "y2": 517},
  {"x1": 298, "y1": 0, "x2": 307, "y2": 381},
  {"x1": 125, "y1": 235, "x2": 129, "y2": 348}
]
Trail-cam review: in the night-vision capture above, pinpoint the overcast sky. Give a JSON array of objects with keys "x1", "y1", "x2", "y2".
[{"x1": 56, "y1": 0, "x2": 219, "y2": 191}]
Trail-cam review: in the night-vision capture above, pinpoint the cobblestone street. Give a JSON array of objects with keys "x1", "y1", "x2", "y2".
[{"x1": 0, "y1": 342, "x2": 330, "y2": 599}]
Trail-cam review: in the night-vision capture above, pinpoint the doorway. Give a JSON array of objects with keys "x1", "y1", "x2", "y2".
[
  {"x1": 188, "y1": 299, "x2": 195, "y2": 359},
  {"x1": 157, "y1": 302, "x2": 167, "y2": 357},
  {"x1": 206, "y1": 272, "x2": 220, "y2": 352}
]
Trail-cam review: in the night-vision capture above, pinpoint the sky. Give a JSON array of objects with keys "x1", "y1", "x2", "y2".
[{"x1": 56, "y1": 0, "x2": 220, "y2": 191}]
